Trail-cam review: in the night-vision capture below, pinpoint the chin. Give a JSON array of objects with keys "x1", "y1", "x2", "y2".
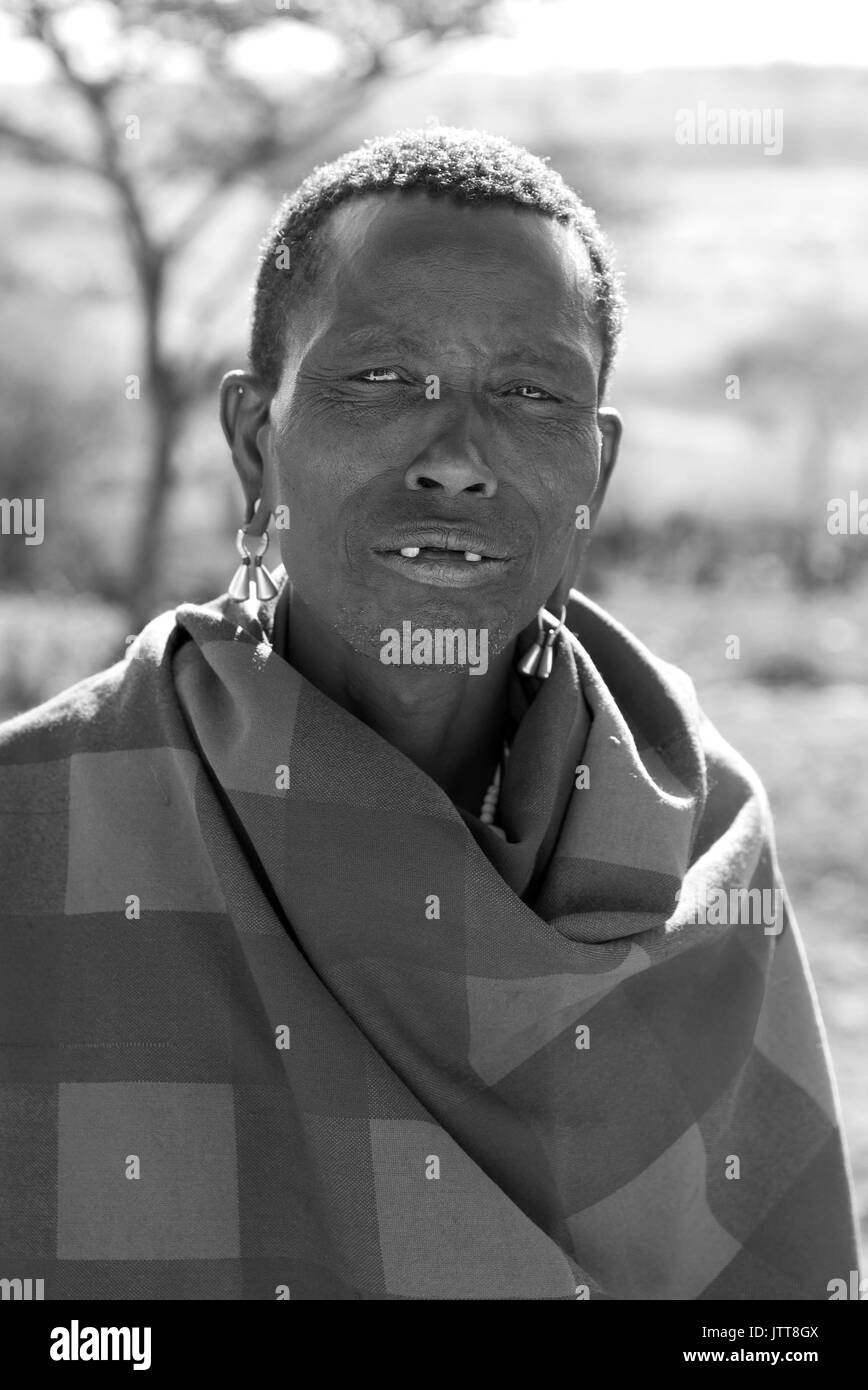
[{"x1": 334, "y1": 601, "x2": 516, "y2": 668}]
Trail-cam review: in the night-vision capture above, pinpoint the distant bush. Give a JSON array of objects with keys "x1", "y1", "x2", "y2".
[
  {"x1": 584, "y1": 512, "x2": 867, "y2": 595},
  {"x1": 0, "y1": 593, "x2": 127, "y2": 722}
]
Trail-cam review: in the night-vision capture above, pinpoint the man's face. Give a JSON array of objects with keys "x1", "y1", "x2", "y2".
[{"x1": 262, "y1": 190, "x2": 609, "y2": 658}]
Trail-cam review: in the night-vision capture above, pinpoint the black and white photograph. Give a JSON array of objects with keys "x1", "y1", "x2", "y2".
[{"x1": 0, "y1": 0, "x2": 865, "y2": 1346}]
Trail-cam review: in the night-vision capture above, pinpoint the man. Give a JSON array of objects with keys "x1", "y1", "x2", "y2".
[{"x1": 0, "y1": 128, "x2": 859, "y2": 1300}]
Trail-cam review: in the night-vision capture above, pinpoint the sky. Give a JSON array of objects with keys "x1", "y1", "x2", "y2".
[{"x1": 0, "y1": 0, "x2": 865, "y2": 83}]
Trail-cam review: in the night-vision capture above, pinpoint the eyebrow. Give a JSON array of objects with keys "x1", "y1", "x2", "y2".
[
  {"x1": 496, "y1": 344, "x2": 595, "y2": 375},
  {"x1": 336, "y1": 328, "x2": 594, "y2": 375},
  {"x1": 337, "y1": 327, "x2": 427, "y2": 357}
]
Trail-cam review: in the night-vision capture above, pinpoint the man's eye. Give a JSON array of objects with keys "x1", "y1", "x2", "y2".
[
  {"x1": 507, "y1": 384, "x2": 557, "y2": 401},
  {"x1": 356, "y1": 367, "x2": 403, "y2": 382}
]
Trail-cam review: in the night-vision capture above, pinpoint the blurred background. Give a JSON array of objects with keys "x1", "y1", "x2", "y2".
[{"x1": 0, "y1": 0, "x2": 866, "y2": 1261}]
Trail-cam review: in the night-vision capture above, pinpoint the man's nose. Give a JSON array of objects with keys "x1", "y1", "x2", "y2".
[{"x1": 404, "y1": 419, "x2": 498, "y2": 497}]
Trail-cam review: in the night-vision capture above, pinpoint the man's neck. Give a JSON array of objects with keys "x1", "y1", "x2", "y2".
[{"x1": 276, "y1": 587, "x2": 515, "y2": 814}]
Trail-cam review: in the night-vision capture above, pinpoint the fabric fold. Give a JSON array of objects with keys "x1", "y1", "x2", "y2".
[{"x1": 0, "y1": 579, "x2": 859, "y2": 1299}]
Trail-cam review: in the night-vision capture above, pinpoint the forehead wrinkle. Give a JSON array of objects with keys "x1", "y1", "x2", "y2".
[
  {"x1": 330, "y1": 196, "x2": 596, "y2": 291},
  {"x1": 288, "y1": 201, "x2": 603, "y2": 376},
  {"x1": 321, "y1": 326, "x2": 594, "y2": 377},
  {"x1": 325, "y1": 276, "x2": 597, "y2": 349},
  {"x1": 341, "y1": 247, "x2": 594, "y2": 313},
  {"x1": 354, "y1": 276, "x2": 597, "y2": 364},
  {"x1": 337, "y1": 326, "x2": 430, "y2": 356},
  {"x1": 497, "y1": 342, "x2": 594, "y2": 370}
]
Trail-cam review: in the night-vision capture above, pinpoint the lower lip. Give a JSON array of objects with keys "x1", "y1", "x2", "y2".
[{"x1": 371, "y1": 550, "x2": 514, "y2": 588}]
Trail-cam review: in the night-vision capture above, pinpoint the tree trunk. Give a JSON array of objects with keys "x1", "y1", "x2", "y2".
[{"x1": 127, "y1": 258, "x2": 179, "y2": 631}]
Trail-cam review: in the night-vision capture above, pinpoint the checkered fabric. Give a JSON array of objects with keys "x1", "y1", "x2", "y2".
[{"x1": 0, "y1": 581, "x2": 859, "y2": 1300}]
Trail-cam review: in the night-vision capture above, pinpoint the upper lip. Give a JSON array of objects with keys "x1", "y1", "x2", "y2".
[{"x1": 372, "y1": 523, "x2": 512, "y2": 561}]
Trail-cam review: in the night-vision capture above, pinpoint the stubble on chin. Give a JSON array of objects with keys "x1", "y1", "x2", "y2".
[{"x1": 329, "y1": 594, "x2": 522, "y2": 667}]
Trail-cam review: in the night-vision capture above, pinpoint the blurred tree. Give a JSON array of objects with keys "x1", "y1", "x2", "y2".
[
  {"x1": 0, "y1": 0, "x2": 500, "y2": 624},
  {"x1": 729, "y1": 311, "x2": 868, "y2": 587}
]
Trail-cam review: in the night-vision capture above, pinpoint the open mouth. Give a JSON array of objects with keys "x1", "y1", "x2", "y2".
[
  {"x1": 382, "y1": 545, "x2": 502, "y2": 564},
  {"x1": 370, "y1": 544, "x2": 513, "y2": 588},
  {"x1": 368, "y1": 522, "x2": 516, "y2": 586}
]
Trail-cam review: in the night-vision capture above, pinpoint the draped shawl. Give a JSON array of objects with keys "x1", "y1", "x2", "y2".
[{"x1": 0, "y1": 579, "x2": 859, "y2": 1300}]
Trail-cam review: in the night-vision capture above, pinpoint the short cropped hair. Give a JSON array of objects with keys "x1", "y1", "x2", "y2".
[{"x1": 250, "y1": 126, "x2": 625, "y2": 400}]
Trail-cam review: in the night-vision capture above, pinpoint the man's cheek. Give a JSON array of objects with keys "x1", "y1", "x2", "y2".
[
  {"x1": 273, "y1": 457, "x2": 338, "y2": 546},
  {"x1": 531, "y1": 485, "x2": 580, "y2": 553},
  {"x1": 542, "y1": 421, "x2": 603, "y2": 502}
]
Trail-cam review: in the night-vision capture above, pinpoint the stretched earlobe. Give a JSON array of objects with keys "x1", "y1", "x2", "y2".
[
  {"x1": 227, "y1": 522, "x2": 280, "y2": 602},
  {"x1": 219, "y1": 369, "x2": 275, "y2": 523}
]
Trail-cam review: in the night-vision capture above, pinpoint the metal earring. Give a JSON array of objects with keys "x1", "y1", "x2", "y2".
[
  {"x1": 516, "y1": 603, "x2": 567, "y2": 680},
  {"x1": 228, "y1": 527, "x2": 279, "y2": 602}
]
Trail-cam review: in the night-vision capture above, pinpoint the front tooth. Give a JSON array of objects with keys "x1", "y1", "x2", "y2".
[
  {"x1": 400, "y1": 546, "x2": 420, "y2": 558},
  {"x1": 465, "y1": 552, "x2": 482, "y2": 562}
]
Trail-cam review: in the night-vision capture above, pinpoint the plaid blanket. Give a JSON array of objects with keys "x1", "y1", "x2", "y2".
[{"x1": 0, "y1": 581, "x2": 859, "y2": 1300}]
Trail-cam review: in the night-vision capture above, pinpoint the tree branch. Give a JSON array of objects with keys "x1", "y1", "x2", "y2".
[
  {"x1": 23, "y1": 2, "x2": 159, "y2": 283},
  {"x1": 0, "y1": 116, "x2": 99, "y2": 173}
]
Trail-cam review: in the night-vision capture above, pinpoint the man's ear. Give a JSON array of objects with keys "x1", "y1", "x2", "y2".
[
  {"x1": 219, "y1": 369, "x2": 276, "y2": 527},
  {"x1": 590, "y1": 406, "x2": 623, "y2": 522},
  {"x1": 555, "y1": 405, "x2": 624, "y2": 610}
]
